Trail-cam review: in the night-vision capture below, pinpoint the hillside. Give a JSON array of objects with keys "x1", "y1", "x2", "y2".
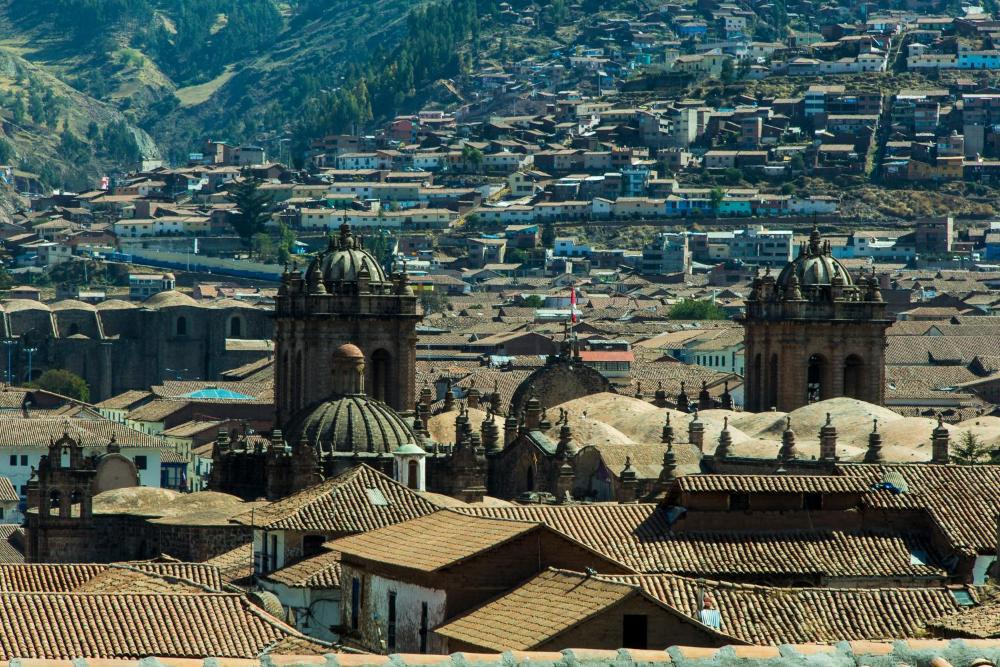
[{"x1": 0, "y1": 0, "x2": 433, "y2": 170}]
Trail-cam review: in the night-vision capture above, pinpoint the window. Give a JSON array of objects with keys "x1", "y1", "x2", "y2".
[
  {"x1": 269, "y1": 533, "x2": 278, "y2": 572},
  {"x1": 622, "y1": 614, "x2": 648, "y2": 649},
  {"x1": 804, "y1": 492, "x2": 823, "y2": 511},
  {"x1": 175, "y1": 316, "x2": 188, "y2": 337},
  {"x1": 419, "y1": 601, "x2": 429, "y2": 654},
  {"x1": 8, "y1": 455, "x2": 15, "y2": 466},
  {"x1": 20, "y1": 455, "x2": 26, "y2": 466},
  {"x1": 387, "y1": 591, "x2": 397, "y2": 652},
  {"x1": 229, "y1": 317, "x2": 243, "y2": 338},
  {"x1": 730, "y1": 492, "x2": 750, "y2": 510},
  {"x1": 134, "y1": 455, "x2": 148, "y2": 471},
  {"x1": 351, "y1": 578, "x2": 361, "y2": 631}
]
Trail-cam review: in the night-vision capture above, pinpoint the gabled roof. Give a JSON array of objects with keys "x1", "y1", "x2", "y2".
[
  {"x1": 0, "y1": 591, "x2": 329, "y2": 659},
  {"x1": 676, "y1": 475, "x2": 870, "y2": 494},
  {"x1": 265, "y1": 548, "x2": 341, "y2": 589},
  {"x1": 331, "y1": 510, "x2": 541, "y2": 572},
  {"x1": 0, "y1": 563, "x2": 223, "y2": 592},
  {"x1": 613, "y1": 573, "x2": 966, "y2": 645},
  {"x1": 230, "y1": 464, "x2": 439, "y2": 533},
  {"x1": 435, "y1": 568, "x2": 735, "y2": 651}
]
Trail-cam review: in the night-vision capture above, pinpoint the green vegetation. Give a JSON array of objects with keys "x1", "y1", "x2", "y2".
[
  {"x1": 228, "y1": 179, "x2": 273, "y2": 248},
  {"x1": 30, "y1": 369, "x2": 90, "y2": 402},
  {"x1": 952, "y1": 431, "x2": 1000, "y2": 465},
  {"x1": 669, "y1": 299, "x2": 728, "y2": 320}
]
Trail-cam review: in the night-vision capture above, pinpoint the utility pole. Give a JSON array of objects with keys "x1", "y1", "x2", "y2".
[
  {"x1": 2, "y1": 339, "x2": 16, "y2": 385},
  {"x1": 24, "y1": 346, "x2": 37, "y2": 384}
]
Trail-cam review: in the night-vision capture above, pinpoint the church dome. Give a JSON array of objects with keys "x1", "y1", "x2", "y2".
[
  {"x1": 284, "y1": 395, "x2": 416, "y2": 455},
  {"x1": 315, "y1": 222, "x2": 388, "y2": 285},
  {"x1": 776, "y1": 225, "x2": 853, "y2": 289}
]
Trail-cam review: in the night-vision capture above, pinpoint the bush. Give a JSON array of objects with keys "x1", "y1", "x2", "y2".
[
  {"x1": 669, "y1": 299, "x2": 728, "y2": 320},
  {"x1": 30, "y1": 369, "x2": 90, "y2": 402}
]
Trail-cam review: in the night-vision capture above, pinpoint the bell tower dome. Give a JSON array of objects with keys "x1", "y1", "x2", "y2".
[
  {"x1": 741, "y1": 224, "x2": 891, "y2": 412},
  {"x1": 274, "y1": 222, "x2": 421, "y2": 424}
]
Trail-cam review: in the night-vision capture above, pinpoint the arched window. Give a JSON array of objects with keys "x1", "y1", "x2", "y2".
[
  {"x1": 68, "y1": 323, "x2": 79, "y2": 336},
  {"x1": 807, "y1": 354, "x2": 827, "y2": 404},
  {"x1": 292, "y1": 350, "x2": 303, "y2": 411},
  {"x1": 176, "y1": 316, "x2": 188, "y2": 337},
  {"x1": 407, "y1": 459, "x2": 419, "y2": 489},
  {"x1": 48, "y1": 489, "x2": 61, "y2": 515},
  {"x1": 844, "y1": 355, "x2": 865, "y2": 400},
  {"x1": 229, "y1": 316, "x2": 243, "y2": 338},
  {"x1": 371, "y1": 349, "x2": 391, "y2": 403},
  {"x1": 526, "y1": 466, "x2": 535, "y2": 491}
]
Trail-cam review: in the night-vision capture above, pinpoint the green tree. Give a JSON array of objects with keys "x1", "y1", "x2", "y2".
[
  {"x1": 418, "y1": 288, "x2": 450, "y2": 314},
  {"x1": 522, "y1": 294, "x2": 545, "y2": 307},
  {"x1": 669, "y1": 298, "x2": 728, "y2": 320},
  {"x1": 541, "y1": 221, "x2": 556, "y2": 248},
  {"x1": 461, "y1": 144, "x2": 484, "y2": 172},
  {"x1": 30, "y1": 369, "x2": 90, "y2": 402},
  {"x1": 276, "y1": 222, "x2": 296, "y2": 265},
  {"x1": 228, "y1": 178, "x2": 273, "y2": 248},
  {"x1": 952, "y1": 431, "x2": 999, "y2": 465},
  {"x1": 251, "y1": 231, "x2": 273, "y2": 261},
  {"x1": 709, "y1": 187, "x2": 725, "y2": 217},
  {"x1": 720, "y1": 58, "x2": 735, "y2": 83}
]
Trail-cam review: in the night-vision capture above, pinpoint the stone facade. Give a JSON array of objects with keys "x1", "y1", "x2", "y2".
[
  {"x1": 741, "y1": 227, "x2": 890, "y2": 412},
  {"x1": 1, "y1": 296, "x2": 271, "y2": 401}
]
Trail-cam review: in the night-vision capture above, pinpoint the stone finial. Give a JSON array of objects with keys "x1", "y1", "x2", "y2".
[
  {"x1": 467, "y1": 384, "x2": 482, "y2": 410},
  {"x1": 503, "y1": 412, "x2": 519, "y2": 448},
  {"x1": 524, "y1": 395, "x2": 543, "y2": 430},
  {"x1": 778, "y1": 415, "x2": 797, "y2": 462},
  {"x1": 698, "y1": 380, "x2": 712, "y2": 410},
  {"x1": 556, "y1": 420, "x2": 577, "y2": 458},
  {"x1": 620, "y1": 456, "x2": 638, "y2": 497},
  {"x1": 819, "y1": 412, "x2": 838, "y2": 462},
  {"x1": 864, "y1": 417, "x2": 884, "y2": 464},
  {"x1": 654, "y1": 381, "x2": 667, "y2": 407},
  {"x1": 661, "y1": 413, "x2": 675, "y2": 445},
  {"x1": 539, "y1": 406, "x2": 552, "y2": 431},
  {"x1": 720, "y1": 381, "x2": 733, "y2": 410},
  {"x1": 677, "y1": 381, "x2": 689, "y2": 413},
  {"x1": 443, "y1": 379, "x2": 455, "y2": 412},
  {"x1": 106, "y1": 435, "x2": 120, "y2": 454},
  {"x1": 714, "y1": 416, "x2": 733, "y2": 459},
  {"x1": 635, "y1": 381, "x2": 643, "y2": 400},
  {"x1": 688, "y1": 409, "x2": 705, "y2": 451},
  {"x1": 932, "y1": 414, "x2": 950, "y2": 464},
  {"x1": 482, "y1": 413, "x2": 501, "y2": 454}
]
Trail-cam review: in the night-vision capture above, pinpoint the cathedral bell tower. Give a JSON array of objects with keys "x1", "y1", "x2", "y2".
[
  {"x1": 741, "y1": 225, "x2": 890, "y2": 412},
  {"x1": 274, "y1": 222, "x2": 421, "y2": 424}
]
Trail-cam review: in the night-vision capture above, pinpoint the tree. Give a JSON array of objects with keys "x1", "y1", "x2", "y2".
[
  {"x1": 669, "y1": 299, "x2": 728, "y2": 320},
  {"x1": 709, "y1": 187, "x2": 725, "y2": 217},
  {"x1": 952, "y1": 431, "x2": 999, "y2": 465},
  {"x1": 251, "y1": 232, "x2": 273, "y2": 261},
  {"x1": 30, "y1": 369, "x2": 90, "y2": 402},
  {"x1": 229, "y1": 179, "x2": 273, "y2": 247},
  {"x1": 461, "y1": 144, "x2": 484, "y2": 172},
  {"x1": 418, "y1": 289, "x2": 450, "y2": 314},
  {"x1": 720, "y1": 58, "x2": 735, "y2": 84},
  {"x1": 276, "y1": 222, "x2": 296, "y2": 265},
  {"x1": 541, "y1": 221, "x2": 556, "y2": 248},
  {"x1": 522, "y1": 294, "x2": 545, "y2": 307}
]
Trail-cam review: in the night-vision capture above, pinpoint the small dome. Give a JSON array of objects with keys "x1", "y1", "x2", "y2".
[
  {"x1": 144, "y1": 290, "x2": 199, "y2": 308},
  {"x1": 776, "y1": 225, "x2": 854, "y2": 290},
  {"x1": 334, "y1": 343, "x2": 365, "y2": 359},
  {"x1": 284, "y1": 395, "x2": 415, "y2": 455},
  {"x1": 50, "y1": 299, "x2": 97, "y2": 312},
  {"x1": 96, "y1": 299, "x2": 138, "y2": 310},
  {"x1": 316, "y1": 222, "x2": 388, "y2": 285},
  {"x1": 5, "y1": 299, "x2": 51, "y2": 313}
]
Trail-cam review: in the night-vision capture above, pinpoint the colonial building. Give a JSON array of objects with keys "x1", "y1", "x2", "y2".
[{"x1": 741, "y1": 226, "x2": 891, "y2": 412}]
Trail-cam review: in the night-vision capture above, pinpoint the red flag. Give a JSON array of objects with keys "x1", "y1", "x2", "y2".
[{"x1": 570, "y1": 285, "x2": 577, "y2": 323}]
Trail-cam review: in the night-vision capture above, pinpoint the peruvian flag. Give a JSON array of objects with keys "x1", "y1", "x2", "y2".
[{"x1": 570, "y1": 285, "x2": 577, "y2": 323}]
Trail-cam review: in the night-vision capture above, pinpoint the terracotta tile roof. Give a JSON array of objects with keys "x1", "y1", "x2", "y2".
[
  {"x1": 457, "y1": 505, "x2": 943, "y2": 579},
  {"x1": 0, "y1": 417, "x2": 164, "y2": 448},
  {"x1": 94, "y1": 390, "x2": 153, "y2": 410},
  {"x1": 0, "y1": 563, "x2": 223, "y2": 592},
  {"x1": 435, "y1": 569, "x2": 691, "y2": 651},
  {"x1": 612, "y1": 574, "x2": 965, "y2": 645},
  {"x1": 676, "y1": 475, "x2": 870, "y2": 494},
  {"x1": 837, "y1": 463, "x2": 1000, "y2": 553},
  {"x1": 231, "y1": 464, "x2": 439, "y2": 532},
  {"x1": 0, "y1": 476, "x2": 17, "y2": 503},
  {"x1": 0, "y1": 525, "x2": 23, "y2": 564},
  {"x1": 926, "y1": 598, "x2": 1000, "y2": 638},
  {"x1": 264, "y1": 548, "x2": 341, "y2": 589},
  {"x1": 886, "y1": 335, "x2": 1000, "y2": 365},
  {"x1": 331, "y1": 509, "x2": 542, "y2": 571},
  {"x1": 0, "y1": 592, "x2": 329, "y2": 659},
  {"x1": 204, "y1": 543, "x2": 253, "y2": 588}
]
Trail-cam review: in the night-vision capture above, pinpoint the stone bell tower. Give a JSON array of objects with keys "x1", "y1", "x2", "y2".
[
  {"x1": 274, "y1": 222, "x2": 421, "y2": 424},
  {"x1": 741, "y1": 225, "x2": 891, "y2": 412}
]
